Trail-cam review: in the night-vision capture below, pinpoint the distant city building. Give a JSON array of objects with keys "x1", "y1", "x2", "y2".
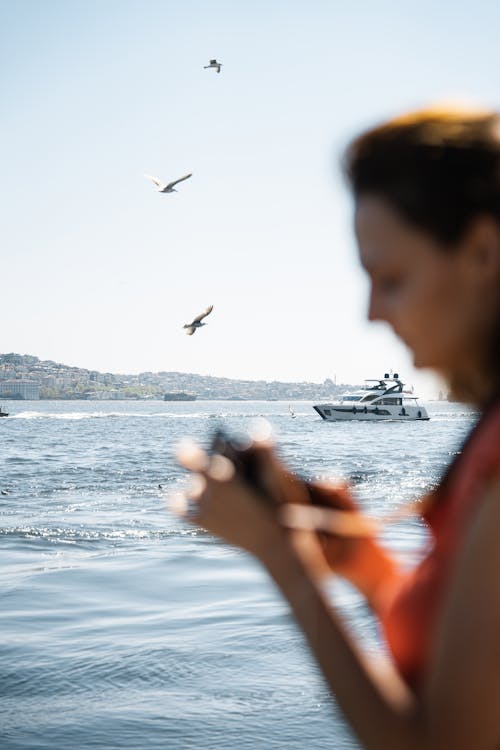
[
  {"x1": 1, "y1": 353, "x2": 36, "y2": 365},
  {"x1": 86, "y1": 390, "x2": 123, "y2": 400},
  {"x1": 0, "y1": 366, "x2": 15, "y2": 380},
  {"x1": 0, "y1": 379, "x2": 40, "y2": 399}
]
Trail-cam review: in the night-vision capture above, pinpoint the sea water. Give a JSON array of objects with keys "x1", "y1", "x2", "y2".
[{"x1": 0, "y1": 400, "x2": 474, "y2": 749}]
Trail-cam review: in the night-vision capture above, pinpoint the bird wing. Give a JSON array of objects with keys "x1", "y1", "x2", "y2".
[
  {"x1": 209, "y1": 59, "x2": 217, "y2": 64},
  {"x1": 192, "y1": 304, "x2": 213, "y2": 324},
  {"x1": 166, "y1": 173, "x2": 193, "y2": 190},
  {"x1": 144, "y1": 173, "x2": 166, "y2": 189},
  {"x1": 184, "y1": 326, "x2": 196, "y2": 336}
]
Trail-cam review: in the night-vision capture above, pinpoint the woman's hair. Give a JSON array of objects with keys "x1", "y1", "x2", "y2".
[{"x1": 343, "y1": 105, "x2": 500, "y2": 245}]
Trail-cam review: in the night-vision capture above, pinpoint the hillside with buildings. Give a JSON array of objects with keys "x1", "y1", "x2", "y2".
[{"x1": 0, "y1": 353, "x2": 346, "y2": 401}]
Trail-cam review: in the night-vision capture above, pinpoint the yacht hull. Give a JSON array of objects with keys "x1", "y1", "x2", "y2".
[{"x1": 313, "y1": 404, "x2": 429, "y2": 421}]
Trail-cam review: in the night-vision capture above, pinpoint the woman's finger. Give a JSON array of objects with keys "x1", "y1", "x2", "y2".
[
  {"x1": 176, "y1": 440, "x2": 210, "y2": 473},
  {"x1": 166, "y1": 472, "x2": 207, "y2": 520},
  {"x1": 176, "y1": 440, "x2": 236, "y2": 483},
  {"x1": 207, "y1": 454, "x2": 235, "y2": 482},
  {"x1": 280, "y1": 503, "x2": 379, "y2": 538}
]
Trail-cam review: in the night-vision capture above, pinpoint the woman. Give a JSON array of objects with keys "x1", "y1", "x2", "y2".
[{"x1": 176, "y1": 106, "x2": 500, "y2": 749}]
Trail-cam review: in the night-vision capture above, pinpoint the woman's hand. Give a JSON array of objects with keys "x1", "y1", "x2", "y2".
[
  {"x1": 281, "y1": 500, "x2": 401, "y2": 610},
  {"x1": 173, "y1": 437, "x2": 368, "y2": 577},
  {"x1": 173, "y1": 439, "x2": 288, "y2": 564}
]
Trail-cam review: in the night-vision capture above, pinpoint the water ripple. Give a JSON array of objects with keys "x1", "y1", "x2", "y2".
[{"x1": 0, "y1": 400, "x2": 475, "y2": 749}]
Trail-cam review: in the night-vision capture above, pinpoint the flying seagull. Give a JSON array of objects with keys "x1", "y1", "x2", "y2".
[
  {"x1": 144, "y1": 173, "x2": 192, "y2": 193},
  {"x1": 183, "y1": 305, "x2": 213, "y2": 335},
  {"x1": 204, "y1": 58, "x2": 222, "y2": 73}
]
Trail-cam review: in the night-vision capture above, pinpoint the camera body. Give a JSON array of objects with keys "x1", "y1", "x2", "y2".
[{"x1": 209, "y1": 428, "x2": 277, "y2": 504}]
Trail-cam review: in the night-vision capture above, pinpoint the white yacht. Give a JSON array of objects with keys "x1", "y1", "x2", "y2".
[{"x1": 313, "y1": 373, "x2": 429, "y2": 422}]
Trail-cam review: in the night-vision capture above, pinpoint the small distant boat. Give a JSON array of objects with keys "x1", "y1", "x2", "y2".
[
  {"x1": 0, "y1": 405, "x2": 9, "y2": 417},
  {"x1": 288, "y1": 404, "x2": 296, "y2": 419},
  {"x1": 313, "y1": 373, "x2": 429, "y2": 422},
  {"x1": 163, "y1": 392, "x2": 197, "y2": 401}
]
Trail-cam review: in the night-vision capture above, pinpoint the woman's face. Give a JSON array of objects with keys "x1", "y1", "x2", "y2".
[{"x1": 355, "y1": 195, "x2": 496, "y2": 376}]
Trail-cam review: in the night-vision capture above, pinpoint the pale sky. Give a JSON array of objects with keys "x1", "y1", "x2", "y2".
[{"x1": 2, "y1": 0, "x2": 499, "y2": 395}]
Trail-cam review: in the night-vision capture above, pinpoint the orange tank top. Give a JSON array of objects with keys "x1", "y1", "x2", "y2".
[{"x1": 380, "y1": 403, "x2": 500, "y2": 690}]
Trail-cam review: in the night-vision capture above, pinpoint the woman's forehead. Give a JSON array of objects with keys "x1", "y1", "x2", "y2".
[
  {"x1": 355, "y1": 198, "x2": 407, "y2": 270},
  {"x1": 355, "y1": 196, "x2": 404, "y2": 237},
  {"x1": 355, "y1": 195, "x2": 450, "y2": 272}
]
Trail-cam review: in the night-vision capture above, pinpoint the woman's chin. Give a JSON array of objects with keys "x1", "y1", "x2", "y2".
[
  {"x1": 410, "y1": 351, "x2": 426, "y2": 369},
  {"x1": 411, "y1": 349, "x2": 440, "y2": 371}
]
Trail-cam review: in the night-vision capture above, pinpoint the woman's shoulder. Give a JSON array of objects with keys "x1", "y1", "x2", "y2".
[
  {"x1": 463, "y1": 401, "x2": 500, "y2": 475},
  {"x1": 444, "y1": 401, "x2": 500, "y2": 486},
  {"x1": 425, "y1": 402, "x2": 500, "y2": 528}
]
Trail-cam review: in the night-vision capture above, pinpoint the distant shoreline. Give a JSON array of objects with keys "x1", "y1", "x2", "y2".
[
  {"x1": 0, "y1": 353, "x2": 346, "y2": 402},
  {"x1": 1, "y1": 396, "x2": 324, "y2": 403}
]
